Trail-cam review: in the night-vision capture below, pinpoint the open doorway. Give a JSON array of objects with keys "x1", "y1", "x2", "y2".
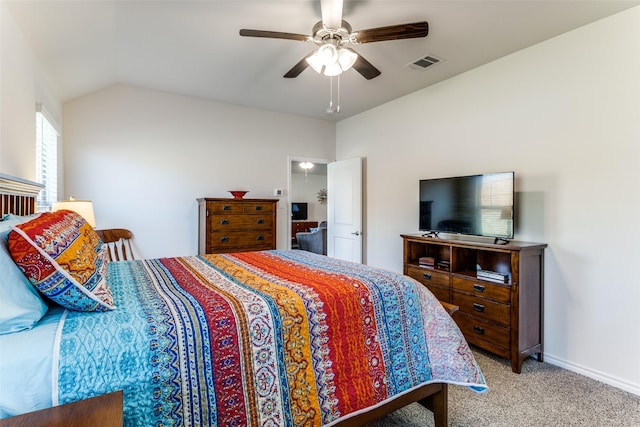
[{"x1": 288, "y1": 157, "x2": 328, "y2": 250}]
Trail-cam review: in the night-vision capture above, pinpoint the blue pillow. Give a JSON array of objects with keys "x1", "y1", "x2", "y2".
[
  {"x1": 0, "y1": 214, "x2": 48, "y2": 334},
  {"x1": 309, "y1": 227, "x2": 319, "y2": 233}
]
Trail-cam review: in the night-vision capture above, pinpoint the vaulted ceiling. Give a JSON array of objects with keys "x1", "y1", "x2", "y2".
[{"x1": 6, "y1": 0, "x2": 639, "y2": 121}]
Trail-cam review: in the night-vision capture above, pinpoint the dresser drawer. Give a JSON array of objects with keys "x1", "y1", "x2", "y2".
[
  {"x1": 208, "y1": 231, "x2": 273, "y2": 251},
  {"x1": 452, "y1": 276, "x2": 510, "y2": 303},
  {"x1": 209, "y1": 215, "x2": 273, "y2": 230},
  {"x1": 242, "y1": 202, "x2": 274, "y2": 214},
  {"x1": 452, "y1": 290, "x2": 510, "y2": 327},
  {"x1": 406, "y1": 265, "x2": 450, "y2": 288},
  {"x1": 454, "y1": 311, "x2": 510, "y2": 350},
  {"x1": 207, "y1": 202, "x2": 243, "y2": 214},
  {"x1": 206, "y1": 201, "x2": 275, "y2": 214}
]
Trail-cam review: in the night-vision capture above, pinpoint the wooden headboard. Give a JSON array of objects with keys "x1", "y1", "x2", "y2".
[{"x1": 0, "y1": 173, "x2": 43, "y2": 216}]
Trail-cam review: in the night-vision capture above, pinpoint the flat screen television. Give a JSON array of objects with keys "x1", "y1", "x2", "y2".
[
  {"x1": 419, "y1": 172, "x2": 514, "y2": 239},
  {"x1": 291, "y1": 202, "x2": 308, "y2": 221}
]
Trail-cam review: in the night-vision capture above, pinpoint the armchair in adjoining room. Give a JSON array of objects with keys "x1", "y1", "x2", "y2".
[{"x1": 296, "y1": 221, "x2": 327, "y2": 255}]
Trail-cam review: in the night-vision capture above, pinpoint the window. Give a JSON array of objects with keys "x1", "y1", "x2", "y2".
[
  {"x1": 35, "y1": 104, "x2": 59, "y2": 212},
  {"x1": 479, "y1": 174, "x2": 513, "y2": 237}
]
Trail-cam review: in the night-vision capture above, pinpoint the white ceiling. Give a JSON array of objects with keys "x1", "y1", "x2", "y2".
[{"x1": 6, "y1": 0, "x2": 639, "y2": 121}]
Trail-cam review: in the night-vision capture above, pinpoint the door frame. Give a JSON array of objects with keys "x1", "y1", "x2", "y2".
[{"x1": 287, "y1": 155, "x2": 330, "y2": 250}]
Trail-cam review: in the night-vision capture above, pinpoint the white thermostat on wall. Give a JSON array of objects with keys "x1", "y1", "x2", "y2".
[{"x1": 273, "y1": 188, "x2": 283, "y2": 197}]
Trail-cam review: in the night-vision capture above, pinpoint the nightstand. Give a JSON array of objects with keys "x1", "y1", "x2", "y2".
[{"x1": 0, "y1": 391, "x2": 123, "y2": 427}]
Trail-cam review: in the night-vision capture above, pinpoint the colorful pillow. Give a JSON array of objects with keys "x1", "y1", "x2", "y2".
[
  {"x1": 8, "y1": 210, "x2": 114, "y2": 312},
  {"x1": 0, "y1": 214, "x2": 48, "y2": 334}
]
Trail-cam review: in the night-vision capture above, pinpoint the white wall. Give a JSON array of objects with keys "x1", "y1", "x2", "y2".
[
  {"x1": 337, "y1": 8, "x2": 640, "y2": 395},
  {"x1": 63, "y1": 84, "x2": 335, "y2": 258},
  {"x1": 0, "y1": 3, "x2": 62, "y2": 180}
]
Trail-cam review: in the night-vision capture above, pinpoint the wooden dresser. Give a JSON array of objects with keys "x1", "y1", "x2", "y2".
[
  {"x1": 402, "y1": 234, "x2": 546, "y2": 373},
  {"x1": 198, "y1": 198, "x2": 278, "y2": 254}
]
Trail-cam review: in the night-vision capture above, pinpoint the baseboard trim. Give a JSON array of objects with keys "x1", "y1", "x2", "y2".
[{"x1": 544, "y1": 353, "x2": 640, "y2": 397}]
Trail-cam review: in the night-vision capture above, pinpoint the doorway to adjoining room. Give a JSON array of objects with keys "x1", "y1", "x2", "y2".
[{"x1": 288, "y1": 158, "x2": 328, "y2": 250}]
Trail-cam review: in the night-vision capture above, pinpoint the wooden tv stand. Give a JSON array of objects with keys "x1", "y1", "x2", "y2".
[{"x1": 402, "y1": 234, "x2": 547, "y2": 373}]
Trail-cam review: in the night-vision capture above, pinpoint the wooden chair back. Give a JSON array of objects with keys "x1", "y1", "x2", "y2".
[{"x1": 95, "y1": 228, "x2": 135, "y2": 261}]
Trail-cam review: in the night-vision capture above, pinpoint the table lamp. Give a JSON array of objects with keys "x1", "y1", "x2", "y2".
[{"x1": 52, "y1": 197, "x2": 96, "y2": 228}]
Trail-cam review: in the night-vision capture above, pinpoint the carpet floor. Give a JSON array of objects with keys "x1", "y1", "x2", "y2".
[{"x1": 368, "y1": 348, "x2": 640, "y2": 426}]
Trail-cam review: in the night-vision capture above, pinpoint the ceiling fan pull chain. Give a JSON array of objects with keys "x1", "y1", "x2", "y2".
[
  {"x1": 329, "y1": 76, "x2": 333, "y2": 109},
  {"x1": 336, "y1": 74, "x2": 341, "y2": 113},
  {"x1": 326, "y1": 75, "x2": 341, "y2": 115}
]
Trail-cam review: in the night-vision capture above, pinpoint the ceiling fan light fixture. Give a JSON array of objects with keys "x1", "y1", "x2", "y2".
[
  {"x1": 318, "y1": 43, "x2": 338, "y2": 64},
  {"x1": 338, "y1": 48, "x2": 358, "y2": 71},
  {"x1": 300, "y1": 161, "x2": 314, "y2": 170},
  {"x1": 323, "y1": 63, "x2": 342, "y2": 77},
  {"x1": 307, "y1": 45, "x2": 357, "y2": 76},
  {"x1": 307, "y1": 44, "x2": 339, "y2": 74},
  {"x1": 306, "y1": 52, "x2": 324, "y2": 74}
]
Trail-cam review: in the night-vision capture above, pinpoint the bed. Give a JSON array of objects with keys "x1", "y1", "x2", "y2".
[{"x1": 0, "y1": 174, "x2": 486, "y2": 426}]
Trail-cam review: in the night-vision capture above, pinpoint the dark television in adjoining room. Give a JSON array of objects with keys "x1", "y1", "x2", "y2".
[
  {"x1": 419, "y1": 172, "x2": 515, "y2": 239},
  {"x1": 291, "y1": 202, "x2": 308, "y2": 221}
]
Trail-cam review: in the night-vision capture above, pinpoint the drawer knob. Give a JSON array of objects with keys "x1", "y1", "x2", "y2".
[
  {"x1": 255, "y1": 205, "x2": 263, "y2": 211},
  {"x1": 220, "y1": 219, "x2": 230, "y2": 225},
  {"x1": 473, "y1": 326, "x2": 485, "y2": 335},
  {"x1": 223, "y1": 205, "x2": 231, "y2": 211},
  {"x1": 473, "y1": 284, "x2": 485, "y2": 292},
  {"x1": 257, "y1": 219, "x2": 265, "y2": 224},
  {"x1": 256, "y1": 235, "x2": 264, "y2": 241},
  {"x1": 220, "y1": 237, "x2": 229, "y2": 243},
  {"x1": 473, "y1": 303, "x2": 485, "y2": 313},
  {"x1": 423, "y1": 273, "x2": 432, "y2": 280}
]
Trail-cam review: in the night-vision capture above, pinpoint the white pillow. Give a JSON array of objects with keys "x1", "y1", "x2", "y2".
[{"x1": 0, "y1": 214, "x2": 48, "y2": 334}]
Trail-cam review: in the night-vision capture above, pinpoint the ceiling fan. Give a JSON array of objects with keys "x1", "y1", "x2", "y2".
[{"x1": 239, "y1": 0, "x2": 428, "y2": 80}]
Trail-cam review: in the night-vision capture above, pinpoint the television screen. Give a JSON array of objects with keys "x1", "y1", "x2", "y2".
[
  {"x1": 291, "y1": 202, "x2": 308, "y2": 221},
  {"x1": 419, "y1": 172, "x2": 514, "y2": 238}
]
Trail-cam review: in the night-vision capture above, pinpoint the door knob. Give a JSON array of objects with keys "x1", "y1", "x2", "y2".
[{"x1": 351, "y1": 231, "x2": 361, "y2": 236}]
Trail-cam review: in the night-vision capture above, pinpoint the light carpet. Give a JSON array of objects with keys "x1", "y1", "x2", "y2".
[{"x1": 368, "y1": 348, "x2": 640, "y2": 426}]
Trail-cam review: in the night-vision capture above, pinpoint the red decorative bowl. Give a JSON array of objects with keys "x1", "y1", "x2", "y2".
[{"x1": 229, "y1": 191, "x2": 248, "y2": 199}]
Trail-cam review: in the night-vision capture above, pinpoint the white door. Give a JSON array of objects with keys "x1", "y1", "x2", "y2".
[{"x1": 327, "y1": 157, "x2": 362, "y2": 263}]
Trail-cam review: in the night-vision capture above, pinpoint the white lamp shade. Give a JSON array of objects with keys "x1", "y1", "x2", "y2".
[
  {"x1": 323, "y1": 63, "x2": 342, "y2": 76},
  {"x1": 306, "y1": 52, "x2": 324, "y2": 74},
  {"x1": 52, "y1": 199, "x2": 96, "y2": 227},
  {"x1": 318, "y1": 44, "x2": 338, "y2": 64},
  {"x1": 338, "y1": 48, "x2": 357, "y2": 71}
]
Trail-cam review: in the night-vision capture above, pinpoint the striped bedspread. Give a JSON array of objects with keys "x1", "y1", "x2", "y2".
[{"x1": 56, "y1": 250, "x2": 486, "y2": 426}]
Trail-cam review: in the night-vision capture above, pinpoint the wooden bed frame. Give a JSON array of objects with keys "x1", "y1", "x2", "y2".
[{"x1": 0, "y1": 173, "x2": 449, "y2": 427}]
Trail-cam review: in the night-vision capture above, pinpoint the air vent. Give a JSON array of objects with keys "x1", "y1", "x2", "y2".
[{"x1": 406, "y1": 54, "x2": 444, "y2": 71}]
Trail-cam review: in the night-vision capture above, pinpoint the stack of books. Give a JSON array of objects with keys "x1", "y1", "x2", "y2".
[
  {"x1": 477, "y1": 269, "x2": 510, "y2": 284},
  {"x1": 419, "y1": 257, "x2": 435, "y2": 267},
  {"x1": 435, "y1": 260, "x2": 450, "y2": 271}
]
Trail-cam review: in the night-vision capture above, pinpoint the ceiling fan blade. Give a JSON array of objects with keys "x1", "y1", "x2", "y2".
[
  {"x1": 351, "y1": 53, "x2": 381, "y2": 80},
  {"x1": 239, "y1": 29, "x2": 308, "y2": 42},
  {"x1": 321, "y1": 0, "x2": 343, "y2": 29},
  {"x1": 352, "y1": 21, "x2": 428, "y2": 44},
  {"x1": 283, "y1": 54, "x2": 312, "y2": 78}
]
